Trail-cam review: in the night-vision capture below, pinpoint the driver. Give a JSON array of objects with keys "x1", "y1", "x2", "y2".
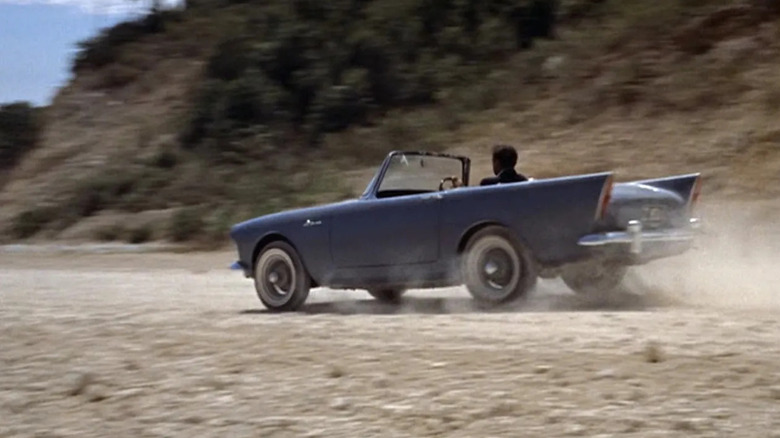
[{"x1": 480, "y1": 144, "x2": 529, "y2": 186}]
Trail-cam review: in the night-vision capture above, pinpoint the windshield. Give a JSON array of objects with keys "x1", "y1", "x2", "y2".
[{"x1": 377, "y1": 153, "x2": 465, "y2": 198}]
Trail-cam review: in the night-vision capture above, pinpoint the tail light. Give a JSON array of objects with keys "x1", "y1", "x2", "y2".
[
  {"x1": 596, "y1": 174, "x2": 614, "y2": 221},
  {"x1": 689, "y1": 175, "x2": 702, "y2": 212}
]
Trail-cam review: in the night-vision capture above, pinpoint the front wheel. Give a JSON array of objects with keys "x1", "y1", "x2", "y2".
[
  {"x1": 461, "y1": 226, "x2": 537, "y2": 307},
  {"x1": 367, "y1": 288, "x2": 406, "y2": 304},
  {"x1": 561, "y1": 262, "x2": 628, "y2": 296},
  {"x1": 253, "y1": 241, "x2": 311, "y2": 312}
]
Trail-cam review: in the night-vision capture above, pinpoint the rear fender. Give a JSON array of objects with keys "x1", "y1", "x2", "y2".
[
  {"x1": 442, "y1": 172, "x2": 615, "y2": 266},
  {"x1": 630, "y1": 173, "x2": 702, "y2": 211}
]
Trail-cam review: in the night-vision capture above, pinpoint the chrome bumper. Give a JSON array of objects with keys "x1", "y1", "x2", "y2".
[{"x1": 578, "y1": 218, "x2": 701, "y2": 255}]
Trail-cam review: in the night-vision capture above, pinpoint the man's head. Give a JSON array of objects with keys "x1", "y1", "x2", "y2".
[{"x1": 491, "y1": 144, "x2": 518, "y2": 175}]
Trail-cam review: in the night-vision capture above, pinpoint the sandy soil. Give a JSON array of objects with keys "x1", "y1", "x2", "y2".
[{"x1": 2, "y1": 206, "x2": 780, "y2": 437}]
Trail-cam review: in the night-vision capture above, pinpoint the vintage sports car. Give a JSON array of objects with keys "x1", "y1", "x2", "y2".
[{"x1": 229, "y1": 151, "x2": 702, "y2": 311}]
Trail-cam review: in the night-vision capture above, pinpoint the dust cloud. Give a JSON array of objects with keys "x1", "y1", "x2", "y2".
[{"x1": 635, "y1": 199, "x2": 780, "y2": 311}]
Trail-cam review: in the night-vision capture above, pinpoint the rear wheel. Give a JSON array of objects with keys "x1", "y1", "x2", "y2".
[
  {"x1": 461, "y1": 226, "x2": 537, "y2": 307},
  {"x1": 561, "y1": 262, "x2": 627, "y2": 296},
  {"x1": 253, "y1": 241, "x2": 310, "y2": 312},
  {"x1": 367, "y1": 288, "x2": 406, "y2": 304}
]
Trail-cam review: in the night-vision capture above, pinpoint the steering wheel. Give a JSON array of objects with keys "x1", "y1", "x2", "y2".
[{"x1": 439, "y1": 176, "x2": 462, "y2": 191}]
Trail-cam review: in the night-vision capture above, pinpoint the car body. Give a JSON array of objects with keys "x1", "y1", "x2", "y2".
[{"x1": 229, "y1": 150, "x2": 702, "y2": 311}]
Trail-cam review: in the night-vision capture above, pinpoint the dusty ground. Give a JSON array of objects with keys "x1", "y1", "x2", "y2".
[{"x1": 2, "y1": 206, "x2": 780, "y2": 438}]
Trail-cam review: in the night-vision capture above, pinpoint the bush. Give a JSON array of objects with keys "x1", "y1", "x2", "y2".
[
  {"x1": 72, "y1": 10, "x2": 181, "y2": 72},
  {"x1": 97, "y1": 64, "x2": 144, "y2": 89},
  {"x1": 10, "y1": 207, "x2": 55, "y2": 239},
  {"x1": 0, "y1": 102, "x2": 41, "y2": 170},
  {"x1": 95, "y1": 224, "x2": 125, "y2": 242},
  {"x1": 181, "y1": 0, "x2": 560, "y2": 154},
  {"x1": 127, "y1": 225, "x2": 153, "y2": 244},
  {"x1": 167, "y1": 208, "x2": 206, "y2": 242}
]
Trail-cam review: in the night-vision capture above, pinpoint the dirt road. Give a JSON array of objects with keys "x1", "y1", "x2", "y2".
[{"x1": 2, "y1": 230, "x2": 780, "y2": 437}]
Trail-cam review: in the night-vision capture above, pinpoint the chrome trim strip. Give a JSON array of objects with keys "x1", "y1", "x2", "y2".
[{"x1": 578, "y1": 218, "x2": 701, "y2": 254}]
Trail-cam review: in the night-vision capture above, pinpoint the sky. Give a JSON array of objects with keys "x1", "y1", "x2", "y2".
[{"x1": 0, "y1": 0, "x2": 182, "y2": 106}]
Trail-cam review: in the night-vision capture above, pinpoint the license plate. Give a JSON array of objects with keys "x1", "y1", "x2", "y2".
[{"x1": 642, "y1": 205, "x2": 667, "y2": 224}]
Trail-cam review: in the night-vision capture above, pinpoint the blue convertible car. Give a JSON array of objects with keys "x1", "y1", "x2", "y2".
[{"x1": 229, "y1": 151, "x2": 702, "y2": 311}]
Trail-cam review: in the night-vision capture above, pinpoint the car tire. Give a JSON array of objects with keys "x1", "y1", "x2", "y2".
[
  {"x1": 253, "y1": 241, "x2": 310, "y2": 312},
  {"x1": 561, "y1": 262, "x2": 628, "y2": 296},
  {"x1": 461, "y1": 226, "x2": 537, "y2": 307},
  {"x1": 367, "y1": 288, "x2": 406, "y2": 304}
]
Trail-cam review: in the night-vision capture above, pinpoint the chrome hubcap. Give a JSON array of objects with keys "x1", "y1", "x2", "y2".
[
  {"x1": 255, "y1": 248, "x2": 297, "y2": 306},
  {"x1": 480, "y1": 248, "x2": 516, "y2": 290}
]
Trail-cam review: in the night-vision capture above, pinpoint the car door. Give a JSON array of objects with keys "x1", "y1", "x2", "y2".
[{"x1": 330, "y1": 192, "x2": 442, "y2": 268}]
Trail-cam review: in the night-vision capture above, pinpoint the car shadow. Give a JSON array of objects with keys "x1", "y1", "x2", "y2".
[{"x1": 239, "y1": 283, "x2": 681, "y2": 316}]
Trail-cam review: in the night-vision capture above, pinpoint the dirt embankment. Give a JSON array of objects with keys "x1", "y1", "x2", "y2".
[{"x1": 2, "y1": 1, "x2": 780, "y2": 244}]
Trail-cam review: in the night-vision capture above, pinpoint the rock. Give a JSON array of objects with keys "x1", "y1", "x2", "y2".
[
  {"x1": 534, "y1": 365, "x2": 552, "y2": 374},
  {"x1": 672, "y1": 418, "x2": 709, "y2": 432},
  {"x1": 5, "y1": 395, "x2": 29, "y2": 414},
  {"x1": 542, "y1": 55, "x2": 566, "y2": 77},
  {"x1": 114, "y1": 387, "x2": 144, "y2": 400},
  {"x1": 595, "y1": 368, "x2": 617, "y2": 379},
  {"x1": 256, "y1": 417, "x2": 296, "y2": 428},
  {"x1": 326, "y1": 365, "x2": 345, "y2": 379},
  {"x1": 330, "y1": 397, "x2": 349, "y2": 410},
  {"x1": 372, "y1": 376, "x2": 390, "y2": 388},
  {"x1": 382, "y1": 403, "x2": 413, "y2": 414},
  {"x1": 709, "y1": 408, "x2": 733, "y2": 419},
  {"x1": 628, "y1": 388, "x2": 648, "y2": 402},
  {"x1": 183, "y1": 415, "x2": 205, "y2": 424},
  {"x1": 564, "y1": 424, "x2": 587, "y2": 436},
  {"x1": 86, "y1": 384, "x2": 108, "y2": 402},
  {"x1": 622, "y1": 417, "x2": 646, "y2": 433},
  {"x1": 768, "y1": 386, "x2": 780, "y2": 400},
  {"x1": 729, "y1": 364, "x2": 752, "y2": 374},
  {"x1": 64, "y1": 372, "x2": 94, "y2": 396},
  {"x1": 643, "y1": 341, "x2": 665, "y2": 363}
]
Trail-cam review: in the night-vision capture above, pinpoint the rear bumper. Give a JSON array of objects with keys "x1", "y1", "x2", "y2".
[{"x1": 578, "y1": 218, "x2": 701, "y2": 262}]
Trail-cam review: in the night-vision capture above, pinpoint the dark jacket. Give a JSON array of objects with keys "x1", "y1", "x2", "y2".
[{"x1": 479, "y1": 168, "x2": 528, "y2": 186}]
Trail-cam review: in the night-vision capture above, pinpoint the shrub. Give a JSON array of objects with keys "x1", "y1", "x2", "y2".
[
  {"x1": 127, "y1": 225, "x2": 153, "y2": 244},
  {"x1": 167, "y1": 207, "x2": 206, "y2": 242},
  {"x1": 95, "y1": 224, "x2": 125, "y2": 241},
  {"x1": 0, "y1": 102, "x2": 41, "y2": 170},
  {"x1": 97, "y1": 64, "x2": 144, "y2": 89},
  {"x1": 10, "y1": 207, "x2": 55, "y2": 239},
  {"x1": 181, "y1": 0, "x2": 560, "y2": 154},
  {"x1": 72, "y1": 10, "x2": 181, "y2": 72}
]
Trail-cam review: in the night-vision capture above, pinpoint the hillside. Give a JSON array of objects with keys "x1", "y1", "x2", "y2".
[{"x1": 1, "y1": 0, "x2": 779, "y2": 245}]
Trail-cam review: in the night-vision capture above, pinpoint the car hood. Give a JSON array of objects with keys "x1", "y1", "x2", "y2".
[{"x1": 229, "y1": 199, "x2": 358, "y2": 239}]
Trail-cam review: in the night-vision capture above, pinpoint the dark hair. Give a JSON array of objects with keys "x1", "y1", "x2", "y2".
[{"x1": 492, "y1": 144, "x2": 517, "y2": 169}]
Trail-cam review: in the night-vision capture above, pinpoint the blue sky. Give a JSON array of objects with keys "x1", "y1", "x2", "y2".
[{"x1": 0, "y1": 1, "x2": 181, "y2": 106}]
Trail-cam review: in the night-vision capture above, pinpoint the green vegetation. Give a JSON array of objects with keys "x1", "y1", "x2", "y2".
[
  {"x1": 72, "y1": 9, "x2": 183, "y2": 72},
  {"x1": 127, "y1": 225, "x2": 153, "y2": 244},
  {"x1": 0, "y1": 102, "x2": 41, "y2": 171},
  {"x1": 180, "y1": 0, "x2": 558, "y2": 157},
  {"x1": 5, "y1": 0, "x2": 780, "y2": 243}
]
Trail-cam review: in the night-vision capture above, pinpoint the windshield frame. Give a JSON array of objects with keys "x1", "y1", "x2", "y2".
[{"x1": 361, "y1": 151, "x2": 471, "y2": 199}]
